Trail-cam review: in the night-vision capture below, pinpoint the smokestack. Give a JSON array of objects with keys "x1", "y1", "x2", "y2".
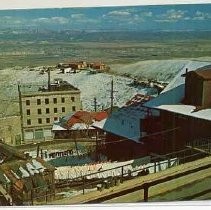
[
  {"x1": 48, "y1": 68, "x2": 51, "y2": 91},
  {"x1": 186, "y1": 68, "x2": 188, "y2": 74}
]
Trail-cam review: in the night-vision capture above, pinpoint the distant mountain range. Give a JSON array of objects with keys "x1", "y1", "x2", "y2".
[{"x1": 0, "y1": 29, "x2": 211, "y2": 42}]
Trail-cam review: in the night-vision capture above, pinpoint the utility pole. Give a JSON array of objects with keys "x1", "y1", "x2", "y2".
[
  {"x1": 110, "y1": 79, "x2": 117, "y2": 114},
  {"x1": 92, "y1": 97, "x2": 100, "y2": 112},
  {"x1": 111, "y1": 79, "x2": 113, "y2": 113},
  {"x1": 93, "y1": 97, "x2": 97, "y2": 112},
  {"x1": 18, "y1": 82, "x2": 24, "y2": 143}
]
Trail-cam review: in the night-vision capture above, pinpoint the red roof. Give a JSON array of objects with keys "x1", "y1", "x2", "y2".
[
  {"x1": 92, "y1": 112, "x2": 108, "y2": 121},
  {"x1": 125, "y1": 94, "x2": 153, "y2": 107},
  {"x1": 65, "y1": 111, "x2": 108, "y2": 128}
]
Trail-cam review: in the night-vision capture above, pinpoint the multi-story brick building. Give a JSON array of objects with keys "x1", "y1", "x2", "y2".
[{"x1": 20, "y1": 78, "x2": 82, "y2": 143}]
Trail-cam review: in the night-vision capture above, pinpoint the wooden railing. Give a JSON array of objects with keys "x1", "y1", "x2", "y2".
[{"x1": 27, "y1": 150, "x2": 209, "y2": 205}]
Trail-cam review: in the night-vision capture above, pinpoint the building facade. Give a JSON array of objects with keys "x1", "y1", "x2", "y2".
[
  {"x1": 185, "y1": 66, "x2": 211, "y2": 107},
  {"x1": 0, "y1": 116, "x2": 22, "y2": 146},
  {"x1": 20, "y1": 79, "x2": 82, "y2": 143}
]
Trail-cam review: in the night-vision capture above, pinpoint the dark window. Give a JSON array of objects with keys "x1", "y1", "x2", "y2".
[
  {"x1": 54, "y1": 108, "x2": 57, "y2": 113},
  {"x1": 37, "y1": 99, "x2": 41, "y2": 105},
  {"x1": 45, "y1": 98, "x2": 49, "y2": 104},
  {"x1": 38, "y1": 118, "x2": 42, "y2": 124},
  {"x1": 54, "y1": 117, "x2": 58, "y2": 121},
  {"x1": 46, "y1": 118, "x2": 50, "y2": 123},
  {"x1": 46, "y1": 108, "x2": 50, "y2": 114},
  {"x1": 26, "y1": 109, "x2": 30, "y2": 115},
  {"x1": 27, "y1": 119, "x2": 31, "y2": 125},
  {"x1": 72, "y1": 106, "x2": 76, "y2": 112},
  {"x1": 37, "y1": 109, "x2": 42, "y2": 114},
  {"x1": 61, "y1": 97, "x2": 65, "y2": 103},
  {"x1": 71, "y1": 97, "x2": 75, "y2": 102},
  {"x1": 26, "y1": 100, "x2": 30, "y2": 106},
  {"x1": 62, "y1": 107, "x2": 65, "y2": 112},
  {"x1": 53, "y1": 98, "x2": 57, "y2": 104}
]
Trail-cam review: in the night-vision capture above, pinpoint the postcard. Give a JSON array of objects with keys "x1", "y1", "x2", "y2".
[{"x1": 0, "y1": 0, "x2": 210, "y2": 207}]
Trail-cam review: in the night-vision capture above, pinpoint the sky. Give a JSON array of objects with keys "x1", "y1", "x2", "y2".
[{"x1": 0, "y1": 4, "x2": 210, "y2": 31}]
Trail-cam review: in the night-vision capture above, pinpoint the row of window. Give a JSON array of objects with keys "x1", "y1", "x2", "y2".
[
  {"x1": 25, "y1": 96, "x2": 75, "y2": 106},
  {"x1": 27, "y1": 117, "x2": 59, "y2": 125},
  {"x1": 26, "y1": 106, "x2": 76, "y2": 115}
]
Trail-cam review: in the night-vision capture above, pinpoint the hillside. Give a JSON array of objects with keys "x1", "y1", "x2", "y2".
[
  {"x1": 110, "y1": 59, "x2": 211, "y2": 82},
  {"x1": 0, "y1": 59, "x2": 211, "y2": 117}
]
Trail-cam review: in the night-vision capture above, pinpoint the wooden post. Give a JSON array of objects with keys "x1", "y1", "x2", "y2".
[
  {"x1": 41, "y1": 149, "x2": 43, "y2": 159},
  {"x1": 95, "y1": 131, "x2": 98, "y2": 161},
  {"x1": 31, "y1": 189, "x2": 34, "y2": 206},
  {"x1": 45, "y1": 190, "x2": 48, "y2": 203},
  {"x1": 143, "y1": 184, "x2": 149, "y2": 202},
  {"x1": 168, "y1": 159, "x2": 171, "y2": 168},
  {"x1": 74, "y1": 137, "x2": 80, "y2": 157},
  {"x1": 82, "y1": 176, "x2": 85, "y2": 195},
  {"x1": 154, "y1": 162, "x2": 156, "y2": 173},
  {"x1": 36, "y1": 144, "x2": 40, "y2": 158}
]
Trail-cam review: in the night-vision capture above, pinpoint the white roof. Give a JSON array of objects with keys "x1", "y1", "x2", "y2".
[
  {"x1": 71, "y1": 123, "x2": 95, "y2": 130},
  {"x1": 156, "y1": 104, "x2": 211, "y2": 121},
  {"x1": 92, "y1": 119, "x2": 106, "y2": 129},
  {"x1": 145, "y1": 84, "x2": 185, "y2": 108},
  {"x1": 144, "y1": 62, "x2": 211, "y2": 121},
  {"x1": 52, "y1": 122, "x2": 95, "y2": 131},
  {"x1": 52, "y1": 123, "x2": 67, "y2": 131},
  {"x1": 32, "y1": 159, "x2": 46, "y2": 172},
  {"x1": 19, "y1": 166, "x2": 30, "y2": 178},
  {"x1": 162, "y1": 61, "x2": 211, "y2": 93}
]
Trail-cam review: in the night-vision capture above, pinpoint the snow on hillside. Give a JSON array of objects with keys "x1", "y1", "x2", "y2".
[
  {"x1": 48, "y1": 71, "x2": 152, "y2": 110},
  {"x1": 1, "y1": 68, "x2": 152, "y2": 113},
  {"x1": 110, "y1": 59, "x2": 211, "y2": 82},
  {"x1": 1, "y1": 59, "x2": 210, "y2": 115}
]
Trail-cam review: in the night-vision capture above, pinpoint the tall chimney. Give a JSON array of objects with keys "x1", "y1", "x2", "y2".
[{"x1": 48, "y1": 68, "x2": 51, "y2": 91}]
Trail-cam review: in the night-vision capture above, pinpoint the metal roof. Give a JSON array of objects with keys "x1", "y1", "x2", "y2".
[
  {"x1": 92, "y1": 103, "x2": 159, "y2": 142},
  {"x1": 144, "y1": 62, "x2": 211, "y2": 121},
  {"x1": 154, "y1": 104, "x2": 211, "y2": 121}
]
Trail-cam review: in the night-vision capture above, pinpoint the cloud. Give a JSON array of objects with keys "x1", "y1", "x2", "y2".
[
  {"x1": 103, "y1": 9, "x2": 147, "y2": 24},
  {"x1": 193, "y1": 11, "x2": 211, "y2": 20},
  {"x1": 33, "y1": 16, "x2": 69, "y2": 24},
  {"x1": 141, "y1": 11, "x2": 153, "y2": 17},
  {"x1": 51, "y1": 17, "x2": 69, "y2": 24},
  {"x1": 155, "y1": 9, "x2": 188, "y2": 22},
  {"x1": 71, "y1": 14, "x2": 85, "y2": 19},
  {"x1": 0, "y1": 16, "x2": 24, "y2": 25},
  {"x1": 107, "y1": 10, "x2": 131, "y2": 17}
]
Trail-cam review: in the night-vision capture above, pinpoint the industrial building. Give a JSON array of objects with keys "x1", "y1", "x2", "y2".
[
  {"x1": 143, "y1": 65, "x2": 211, "y2": 153},
  {"x1": 93, "y1": 65, "x2": 211, "y2": 160},
  {"x1": 19, "y1": 77, "x2": 82, "y2": 143}
]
